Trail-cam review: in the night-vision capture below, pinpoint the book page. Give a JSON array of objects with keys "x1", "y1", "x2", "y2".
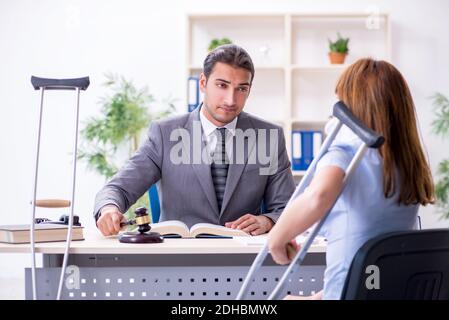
[
  {"x1": 234, "y1": 234, "x2": 268, "y2": 245},
  {"x1": 150, "y1": 220, "x2": 190, "y2": 238},
  {"x1": 189, "y1": 223, "x2": 249, "y2": 238}
]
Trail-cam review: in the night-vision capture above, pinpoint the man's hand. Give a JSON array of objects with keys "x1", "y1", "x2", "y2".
[
  {"x1": 96, "y1": 205, "x2": 125, "y2": 236},
  {"x1": 225, "y1": 214, "x2": 274, "y2": 236}
]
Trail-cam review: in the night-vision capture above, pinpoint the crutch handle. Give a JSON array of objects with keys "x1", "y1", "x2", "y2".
[
  {"x1": 31, "y1": 76, "x2": 90, "y2": 90},
  {"x1": 34, "y1": 199, "x2": 71, "y2": 208},
  {"x1": 333, "y1": 101, "x2": 385, "y2": 148}
]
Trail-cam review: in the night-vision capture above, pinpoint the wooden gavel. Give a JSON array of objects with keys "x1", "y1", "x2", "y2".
[
  {"x1": 118, "y1": 207, "x2": 163, "y2": 244},
  {"x1": 120, "y1": 207, "x2": 151, "y2": 233}
]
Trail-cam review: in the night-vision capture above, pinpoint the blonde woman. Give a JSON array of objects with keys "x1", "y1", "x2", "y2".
[{"x1": 268, "y1": 58, "x2": 435, "y2": 300}]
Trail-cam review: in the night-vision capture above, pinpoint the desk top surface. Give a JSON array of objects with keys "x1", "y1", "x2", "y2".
[{"x1": 0, "y1": 231, "x2": 326, "y2": 254}]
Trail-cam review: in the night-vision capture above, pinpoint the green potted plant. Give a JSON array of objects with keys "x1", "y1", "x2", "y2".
[
  {"x1": 328, "y1": 32, "x2": 350, "y2": 64},
  {"x1": 79, "y1": 73, "x2": 176, "y2": 222},
  {"x1": 208, "y1": 37, "x2": 232, "y2": 52},
  {"x1": 430, "y1": 92, "x2": 449, "y2": 219}
]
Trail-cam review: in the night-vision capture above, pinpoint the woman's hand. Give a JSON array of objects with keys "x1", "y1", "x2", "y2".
[
  {"x1": 283, "y1": 290, "x2": 323, "y2": 300},
  {"x1": 267, "y1": 166, "x2": 344, "y2": 264},
  {"x1": 268, "y1": 238, "x2": 300, "y2": 265}
]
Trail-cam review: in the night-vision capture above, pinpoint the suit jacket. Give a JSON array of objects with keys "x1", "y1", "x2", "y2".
[{"x1": 93, "y1": 107, "x2": 295, "y2": 227}]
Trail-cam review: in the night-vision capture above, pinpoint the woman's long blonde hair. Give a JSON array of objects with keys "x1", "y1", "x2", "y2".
[{"x1": 335, "y1": 58, "x2": 434, "y2": 205}]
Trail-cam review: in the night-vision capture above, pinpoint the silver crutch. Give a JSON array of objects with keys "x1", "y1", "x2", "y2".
[
  {"x1": 29, "y1": 76, "x2": 90, "y2": 300},
  {"x1": 236, "y1": 101, "x2": 385, "y2": 300}
]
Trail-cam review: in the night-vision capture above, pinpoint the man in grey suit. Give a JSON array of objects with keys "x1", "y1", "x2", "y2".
[{"x1": 94, "y1": 44, "x2": 295, "y2": 236}]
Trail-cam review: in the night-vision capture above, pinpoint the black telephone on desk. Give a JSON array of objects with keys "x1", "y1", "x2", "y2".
[
  {"x1": 33, "y1": 199, "x2": 82, "y2": 226},
  {"x1": 35, "y1": 215, "x2": 81, "y2": 226}
]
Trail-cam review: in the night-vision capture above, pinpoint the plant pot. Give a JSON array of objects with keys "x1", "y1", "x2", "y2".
[{"x1": 328, "y1": 52, "x2": 347, "y2": 64}]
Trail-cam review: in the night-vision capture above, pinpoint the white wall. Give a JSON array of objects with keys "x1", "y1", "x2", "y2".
[{"x1": 1, "y1": 0, "x2": 448, "y2": 299}]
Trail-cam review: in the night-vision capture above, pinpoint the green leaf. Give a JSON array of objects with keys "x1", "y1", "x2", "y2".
[
  {"x1": 429, "y1": 93, "x2": 449, "y2": 219},
  {"x1": 435, "y1": 159, "x2": 449, "y2": 219},
  {"x1": 78, "y1": 148, "x2": 118, "y2": 179},
  {"x1": 328, "y1": 32, "x2": 350, "y2": 53},
  {"x1": 208, "y1": 37, "x2": 233, "y2": 52},
  {"x1": 79, "y1": 73, "x2": 176, "y2": 181},
  {"x1": 430, "y1": 92, "x2": 449, "y2": 137}
]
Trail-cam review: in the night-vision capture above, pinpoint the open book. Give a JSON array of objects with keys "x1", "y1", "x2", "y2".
[{"x1": 148, "y1": 220, "x2": 250, "y2": 238}]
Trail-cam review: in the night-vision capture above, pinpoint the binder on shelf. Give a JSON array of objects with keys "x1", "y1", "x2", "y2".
[
  {"x1": 188, "y1": 76, "x2": 200, "y2": 112},
  {"x1": 292, "y1": 131, "x2": 302, "y2": 170},
  {"x1": 291, "y1": 130, "x2": 323, "y2": 171}
]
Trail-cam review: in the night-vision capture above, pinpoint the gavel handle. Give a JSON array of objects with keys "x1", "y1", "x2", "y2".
[{"x1": 120, "y1": 219, "x2": 136, "y2": 227}]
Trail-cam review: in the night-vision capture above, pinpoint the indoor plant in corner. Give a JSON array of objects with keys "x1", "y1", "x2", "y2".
[
  {"x1": 328, "y1": 32, "x2": 350, "y2": 64},
  {"x1": 430, "y1": 92, "x2": 449, "y2": 220},
  {"x1": 79, "y1": 73, "x2": 176, "y2": 222}
]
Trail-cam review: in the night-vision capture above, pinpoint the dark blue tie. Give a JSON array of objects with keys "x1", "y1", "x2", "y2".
[{"x1": 211, "y1": 128, "x2": 229, "y2": 211}]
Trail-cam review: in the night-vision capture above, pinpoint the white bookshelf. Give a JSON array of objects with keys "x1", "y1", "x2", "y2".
[{"x1": 186, "y1": 13, "x2": 391, "y2": 179}]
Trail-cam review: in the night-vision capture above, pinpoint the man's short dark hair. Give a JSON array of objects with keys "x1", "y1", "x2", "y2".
[{"x1": 203, "y1": 44, "x2": 255, "y2": 84}]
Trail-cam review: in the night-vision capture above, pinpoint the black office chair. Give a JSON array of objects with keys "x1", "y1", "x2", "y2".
[{"x1": 341, "y1": 229, "x2": 449, "y2": 300}]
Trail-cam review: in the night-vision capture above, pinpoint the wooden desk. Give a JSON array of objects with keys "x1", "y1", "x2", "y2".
[{"x1": 0, "y1": 232, "x2": 326, "y2": 300}]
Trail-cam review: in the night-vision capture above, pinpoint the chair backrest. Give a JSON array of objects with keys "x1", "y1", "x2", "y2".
[
  {"x1": 147, "y1": 184, "x2": 160, "y2": 223},
  {"x1": 341, "y1": 229, "x2": 449, "y2": 300}
]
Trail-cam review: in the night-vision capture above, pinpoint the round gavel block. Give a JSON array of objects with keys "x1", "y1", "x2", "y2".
[{"x1": 119, "y1": 232, "x2": 164, "y2": 243}]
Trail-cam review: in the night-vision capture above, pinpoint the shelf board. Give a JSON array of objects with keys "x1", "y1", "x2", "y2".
[
  {"x1": 291, "y1": 65, "x2": 347, "y2": 72},
  {"x1": 290, "y1": 119, "x2": 328, "y2": 125},
  {"x1": 255, "y1": 66, "x2": 285, "y2": 71},
  {"x1": 189, "y1": 13, "x2": 388, "y2": 19},
  {"x1": 189, "y1": 14, "x2": 286, "y2": 20},
  {"x1": 188, "y1": 65, "x2": 285, "y2": 71},
  {"x1": 292, "y1": 13, "x2": 388, "y2": 19},
  {"x1": 188, "y1": 65, "x2": 202, "y2": 69},
  {"x1": 292, "y1": 170, "x2": 307, "y2": 177},
  {"x1": 188, "y1": 65, "x2": 347, "y2": 71}
]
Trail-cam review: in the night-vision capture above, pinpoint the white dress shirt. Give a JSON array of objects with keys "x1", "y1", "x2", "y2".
[{"x1": 199, "y1": 105, "x2": 237, "y2": 158}]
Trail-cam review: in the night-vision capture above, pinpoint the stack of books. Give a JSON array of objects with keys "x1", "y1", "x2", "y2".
[{"x1": 0, "y1": 224, "x2": 84, "y2": 244}]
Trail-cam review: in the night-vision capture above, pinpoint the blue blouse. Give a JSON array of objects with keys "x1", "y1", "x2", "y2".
[{"x1": 316, "y1": 119, "x2": 419, "y2": 300}]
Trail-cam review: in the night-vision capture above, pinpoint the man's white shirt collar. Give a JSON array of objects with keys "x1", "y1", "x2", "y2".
[{"x1": 199, "y1": 105, "x2": 237, "y2": 138}]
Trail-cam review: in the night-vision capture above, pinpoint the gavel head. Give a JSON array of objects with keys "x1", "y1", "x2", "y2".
[{"x1": 134, "y1": 207, "x2": 151, "y2": 234}]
